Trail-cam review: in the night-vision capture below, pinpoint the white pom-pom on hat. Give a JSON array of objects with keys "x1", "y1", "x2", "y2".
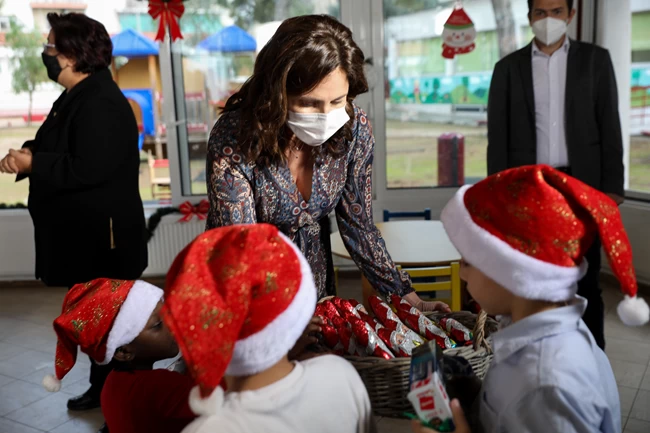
[
  {"x1": 42, "y1": 374, "x2": 62, "y2": 392},
  {"x1": 188, "y1": 385, "x2": 224, "y2": 416},
  {"x1": 617, "y1": 295, "x2": 650, "y2": 327}
]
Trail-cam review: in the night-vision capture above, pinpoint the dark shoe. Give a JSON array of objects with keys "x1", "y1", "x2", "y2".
[
  {"x1": 67, "y1": 389, "x2": 101, "y2": 411},
  {"x1": 97, "y1": 422, "x2": 109, "y2": 433}
]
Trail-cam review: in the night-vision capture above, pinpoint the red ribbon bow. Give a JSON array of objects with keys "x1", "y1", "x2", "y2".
[
  {"x1": 178, "y1": 199, "x2": 209, "y2": 222},
  {"x1": 148, "y1": 0, "x2": 185, "y2": 42}
]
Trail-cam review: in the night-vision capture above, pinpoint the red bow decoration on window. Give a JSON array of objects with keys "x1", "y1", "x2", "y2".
[
  {"x1": 178, "y1": 199, "x2": 209, "y2": 222},
  {"x1": 148, "y1": 0, "x2": 185, "y2": 42}
]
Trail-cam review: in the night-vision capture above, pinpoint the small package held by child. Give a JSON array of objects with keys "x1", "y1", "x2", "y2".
[{"x1": 407, "y1": 341, "x2": 454, "y2": 432}]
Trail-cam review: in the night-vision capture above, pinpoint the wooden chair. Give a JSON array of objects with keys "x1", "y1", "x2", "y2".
[
  {"x1": 147, "y1": 150, "x2": 171, "y2": 200},
  {"x1": 383, "y1": 208, "x2": 431, "y2": 222},
  {"x1": 399, "y1": 263, "x2": 462, "y2": 311}
]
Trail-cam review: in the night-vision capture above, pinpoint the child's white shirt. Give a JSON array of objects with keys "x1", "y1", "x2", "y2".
[{"x1": 182, "y1": 355, "x2": 376, "y2": 433}]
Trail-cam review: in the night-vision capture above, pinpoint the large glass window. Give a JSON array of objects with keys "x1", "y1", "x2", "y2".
[
  {"x1": 171, "y1": 0, "x2": 340, "y2": 197},
  {"x1": 383, "y1": 0, "x2": 534, "y2": 189},
  {"x1": 630, "y1": 6, "x2": 650, "y2": 195}
]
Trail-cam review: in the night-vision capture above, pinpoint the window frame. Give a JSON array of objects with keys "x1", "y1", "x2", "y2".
[{"x1": 160, "y1": 0, "x2": 650, "y2": 209}]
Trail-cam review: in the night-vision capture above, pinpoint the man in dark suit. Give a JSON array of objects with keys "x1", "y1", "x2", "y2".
[{"x1": 487, "y1": 0, "x2": 625, "y2": 349}]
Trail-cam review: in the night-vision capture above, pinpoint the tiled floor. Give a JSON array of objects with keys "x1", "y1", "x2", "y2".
[{"x1": 0, "y1": 276, "x2": 649, "y2": 433}]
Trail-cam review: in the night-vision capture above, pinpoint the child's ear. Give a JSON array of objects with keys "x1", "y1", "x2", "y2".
[{"x1": 113, "y1": 345, "x2": 135, "y2": 362}]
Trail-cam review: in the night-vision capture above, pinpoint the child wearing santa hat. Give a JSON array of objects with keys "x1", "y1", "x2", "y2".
[
  {"x1": 414, "y1": 165, "x2": 648, "y2": 433},
  {"x1": 162, "y1": 223, "x2": 375, "y2": 433},
  {"x1": 43, "y1": 279, "x2": 196, "y2": 433}
]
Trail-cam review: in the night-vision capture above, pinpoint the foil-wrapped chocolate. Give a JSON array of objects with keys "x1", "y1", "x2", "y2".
[
  {"x1": 347, "y1": 313, "x2": 395, "y2": 360},
  {"x1": 390, "y1": 296, "x2": 457, "y2": 349},
  {"x1": 349, "y1": 299, "x2": 371, "y2": 316},
  {"x1": 358, "y1": 310, "x2": 384, "y2": 330},
  {"x1": 320, "y1": 322, "x2": 341, "y2": 350},
  {"x1": 330, "y1": 314, "x2": 348, "y2": 331},
  {"x1": 439, "y1": 317, "x2": 473, "y2": 346},
  {"x1": 369, "y1": 296, "x2": 427, "y2": 345},
  {"x1": 332, "y1": 297, "x2": 360, "y2": 318},
  {"x1": 376, "y1": 327, "x2": 418, "y2": 357},
  {"x1": 316, "y1": 300, "x2": 342, "y2": 321},
  {"x1": 336, "y1": 324, "x2": 359, "y2": 356}
]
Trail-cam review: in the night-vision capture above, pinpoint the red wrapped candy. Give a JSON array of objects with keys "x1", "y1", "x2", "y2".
[
  {"x1": 349, "y1": 299, "x2": 371, "y2": 316},
  {"x1": 316, "y1": 300, "x2": 342, "y2": 322},
  {"x1": 329, "y1": 314, "x2": 347, "y2": 331},
  {"x1": 320, "y1": 322, "x2": 341, "y2": 350},
  {"x1": 439, "y1": 317, "x2": 473, "y2": 345},
  {"x1": 392, "y1": 301, "x2": 457, "y2": 350},
  {"x1": 392, "y1": 295, "x2": 414, "y2": 313},
  {"x1": 358, "y1": 310, "x2": 383, "y2": 330},
  {"x1": 336, "y1": 324, "x2": 359, "y2": 356},
  {"x1": 347, "y1": 314, "x2": 395, "y2": 360},
  {"x1": 332, "y1": 297, "x2": 360, "y2": 318},
  {"x1": 369, "y1": 296, "x2": 426, "y2": 345},
  {"x1": 376, "y1": 327, "x2": 418, "y2": 357}
]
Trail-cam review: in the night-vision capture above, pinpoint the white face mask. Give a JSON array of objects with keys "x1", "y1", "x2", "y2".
[
  {"x1": 286, "y1": 106, "x2": 350, "y2": 147},
  {"x1": 532, "y1": 17, "x2": 568, "y2": 46}
]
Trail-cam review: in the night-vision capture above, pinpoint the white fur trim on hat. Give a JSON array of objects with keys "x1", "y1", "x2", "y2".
[
  {"x1": 617, "y1": 295, "x2": 650, "y2": 327},
  {"x1": 441, "y1": 185, "x2": 588, "y2": 302},
  {"x1": 100, "y1": 281, "x2": 164, "y2": 365},
  {"x1": 225, "y1": 232, "x2": 317, "y2": 377}
]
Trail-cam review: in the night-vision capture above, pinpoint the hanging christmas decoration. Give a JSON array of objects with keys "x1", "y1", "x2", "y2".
[
  {"x1": 177, "y1": 199, "x2": 210, "y2": 222},
  {"x1": 148, "y1": 0, "x2": 185, "y2": 42},
  {"x1": 145, "y1": 199, "x2": 209, "y2": 242},
  {"x1": 441, "y1": 3, "x2": 476, "y2": 59}
]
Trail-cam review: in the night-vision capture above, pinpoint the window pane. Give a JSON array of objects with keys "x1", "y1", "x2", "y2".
[
  {"x1": 172, "y1": 0, "x2": 340, "y2": 196},
  {"x1": 384, "y1": 0, "x2": 532, "y2": 189},
  {"x1": 630, "y1": 7, "x2": 650, "y2": 194}
]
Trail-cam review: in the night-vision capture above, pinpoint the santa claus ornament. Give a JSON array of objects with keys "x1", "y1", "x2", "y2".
[{"x1": 442, "y1": 3, "x2": 476, "y2": 59}]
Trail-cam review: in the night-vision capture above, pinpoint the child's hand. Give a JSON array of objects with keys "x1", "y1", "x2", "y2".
[
  {"x1": 410, "y1": 420, "x2": 436, "y2": 433},
  {"x1": 288, "y1": 316, "x2": 323, "y2": 360},
  {"x1": 409, "y1": 400, "x2": 471, "y2": 433},
  {"x1": 450, "y1": 399, "x2": 471, "y2": 432}
]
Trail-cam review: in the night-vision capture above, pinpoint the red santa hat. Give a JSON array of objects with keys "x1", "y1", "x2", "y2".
[
  {"x1": 42, "y1": 279, "x2": 164, "y2": 392},
  {"x1": 444, "y1": 6, "x2": 474, "y2": 29},
  {"x1": 161, "y1": 224, "x2": 317, "y2": 415},
  {"x1": 441, "y1": 165, "x2": 649, "y2": 327}
]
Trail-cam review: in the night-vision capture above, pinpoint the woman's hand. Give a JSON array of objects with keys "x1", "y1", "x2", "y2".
[
  {"x1": 0, "y1": 153, "x2": 19, "y2": 174},
  {"x1": 410, "y1": 399, "x2": 471, "y2": 433},
  {"x1": 288, "y1": 316, "x2": 323, "y2": 360},
  {"x1": 8, "y1": 149, "x2": 33, "y2": 174},
  {"x1": 403, "y1": 292, "x2": 451, "y2": 313}
]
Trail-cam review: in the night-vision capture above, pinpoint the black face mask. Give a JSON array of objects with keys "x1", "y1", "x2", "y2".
[{"x1": 41, "y1": 52, "x2": 63, "y2": 83}]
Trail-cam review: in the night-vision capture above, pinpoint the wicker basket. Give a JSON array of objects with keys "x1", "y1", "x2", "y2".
[{"x1": 343, "y1": 309, "x2": 498, "y2": 418}]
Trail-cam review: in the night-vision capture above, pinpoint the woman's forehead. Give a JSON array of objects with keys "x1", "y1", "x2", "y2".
[{"x1": 299, "y1": 68, "x2": 349, "y2": 100}]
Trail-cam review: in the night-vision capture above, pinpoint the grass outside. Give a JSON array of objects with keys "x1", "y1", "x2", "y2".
[
  {"x1": 386, "y1": 120, "x2": 488, "y2": 188},
  {"x1": 1, "y1": 123, "x2": 649, "y2": 204},
  {"x1": 386, "y1": 120, "x2": 650, "y2": 193}
]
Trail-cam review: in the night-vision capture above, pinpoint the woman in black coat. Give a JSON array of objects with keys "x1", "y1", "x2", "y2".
[{"x1": 0, "y1": 12, "x2": 147, "y2": 428}]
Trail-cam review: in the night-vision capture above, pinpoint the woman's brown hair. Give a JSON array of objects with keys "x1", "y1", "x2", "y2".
[{"x1": 222, "y1": 15, "x2": 369, "y2": 165}]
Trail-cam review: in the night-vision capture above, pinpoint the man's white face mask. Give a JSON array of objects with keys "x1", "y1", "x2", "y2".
[
  {"x1": 286, "y1": 106, "x2": 350, "y2": 146},
  {"x1": 532, "y1": 17, "x2": 568, "y2": 46}
]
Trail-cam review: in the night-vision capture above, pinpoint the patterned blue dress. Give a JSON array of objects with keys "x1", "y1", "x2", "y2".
[{"x1": 206, "y1": 105, "x2": 413, "y2": 299}]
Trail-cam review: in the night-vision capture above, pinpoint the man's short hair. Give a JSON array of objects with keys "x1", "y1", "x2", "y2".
[{"x1": 527, "y1": 0, "x2": 575, "y2": 14}]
